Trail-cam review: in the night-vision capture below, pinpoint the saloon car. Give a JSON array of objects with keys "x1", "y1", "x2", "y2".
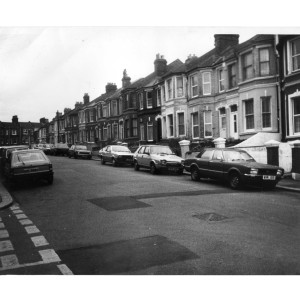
[
  {"x1": 184, "y1": 148, "x2": 284, "y2": 189},
  {"x1": 68, "y1": 145, "x2": 92, "y2": 159},
  {"x1": 133, "y1": 145, "x2": 184, "y2": 175},
  {"x1": 99, "y1": 145, "x2": 133, "y2": 166},
  {"x1": 3, "y1": 149, "x2": 54, "y2": 185},
  {"x1": 49, "y1": 143, "x2": 69, "y2": 156}
]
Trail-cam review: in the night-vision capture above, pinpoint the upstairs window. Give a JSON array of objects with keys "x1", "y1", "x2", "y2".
[
  {"x1": 191, "y1": 74, "x2": 198, "y2": 97},
  {"x1": 11, "y1": 129, "x2": 17, "y2": 135},
  {"x1": 202, "y1": 72, "x2": 211, "y2": 95},
  {"x1": 228, "y1": 63, "x2": 237, "y2": 89},
  {"x1": 103, "y1": 106, "x2": 107, "y2": 117},
  {"x1": 244, "y1": 99, "x2": 254, "y2": 130},
  {"x1": 131, "y1": 94, "x2": 137, "y2": 108},
  {"x1": 242, "y1": 52, "x2": 253, "y2": 80},
  {"x1": 291, "y1": 38, "x2": 300, "y2": 72},
  {"x1": 146, "y1": 91, "x2": 153, "y2": 108},
  {"x1": 167, "y1": 79, "x2": 173, "y2": 100},
  {"x1": 218, "y1": 69, "x2": 225, "y2": 92},
  {"x1": 259, "y1": 48, "x2": 270, "y2": 76},
  {"x1": 293, "y1": 97, "x2": 300, "y2": 133},
  {"x1": 112, "y1": 101, "x2": 118, "y2": 116},
  {"x1": 261, "y1": 97, "x2": 271, "y2": 128},
  {"x1": 176, "y1": 77, "x2": 183, "y2": 97},
  {"x1": 139, "y1": 93, "x2": 143, "y2": 110},
  {"x1": 157, "y1": 88, "x2": 161, "y2": 107}
]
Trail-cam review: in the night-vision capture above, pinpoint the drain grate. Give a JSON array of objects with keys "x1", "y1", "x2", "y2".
[{"x1": 192, "y1": 212, "x2": 229, "y2": 222}]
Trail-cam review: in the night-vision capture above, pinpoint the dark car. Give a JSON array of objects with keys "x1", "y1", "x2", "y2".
[
  {"x1": 0, "y1": 145, "x2": 29, "y2": 173},
  {"x1": 42, "y1": 144, "x2": 53, "y2": 155},
  {"x1": 50, "y1": 143, "x2": 69, "y2": 156},
  {"x1": 133, "y1": 144, "x2": 184, "y2": 175},
  {"x1": 68, "y1": 145, "x2": 92, "y2": 159},
  {"x1": 184, "y1": 148, "x2": 284, "y2": 189},
  {"x1": 98, "y1": 145, "x2": 133, "y2": 166},
  {"x1": 3, "y1": 149, "x2": 54, "y2": 185}
]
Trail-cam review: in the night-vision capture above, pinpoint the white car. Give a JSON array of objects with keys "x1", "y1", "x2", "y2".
[
  {"x1": 133, "y1": 145, "x2": 184, "y2": 175},
  {"x1": 98, "y1": 145, "x2": 133, "y2": 166}
]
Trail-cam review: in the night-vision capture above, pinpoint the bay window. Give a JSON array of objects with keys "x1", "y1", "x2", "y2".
[
  {"x1": 293, "y1": 97, "x2": 300, "y2": 133},
  {"x1": 191, "y1": 74, "x2": 198, "y2": 97},
  {"x1": 242, "y1": 52, "x2": 253, "y2": 80},
  {"x1": 167, "y1": 79, "x2": 173, "y2": 100},
  {"x1": 202, "y1": 72, "x2": 211, "y2": 95},
  {"x1": 147, "y1": 122, "x2": 153, "y2": 141},
  {"x1": 146, "y1": 91, "x2": 152, "y2": 108},
  {"x1": 228, "y1": 63, "x2": 237, "y2": 89},
  {"x1": 218, "y1": 69, "x2": 225, "y2": 92},
  {"x1": 168, "y1": 114, "x2": 174, "y2": 137},
  {"x1": 176, "y1": 77, "x2": 183, "y2": 97},
  {"x1": 192, "y1": 112, "x2": 199, "y2": 138},
  {"x1": 291, "y1": 38, "x2": 300, "y2": 72}
]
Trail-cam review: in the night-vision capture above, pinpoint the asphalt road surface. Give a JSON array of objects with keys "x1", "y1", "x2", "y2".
[{"x1": 2, "y1": 155, "x2": 300, "y2": 275}]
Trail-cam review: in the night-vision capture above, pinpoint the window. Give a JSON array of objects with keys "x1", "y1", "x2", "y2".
[
  {"x1": 90, "y1": 109, "x2": 95, "y2": 122},
  {"x1": 261, "y1": 97, "x2": 271, "y2": 128},
  {"x1": 139, "y1": 93, "x2": 143, "y2": 110},
  {"x1": 177, "y1": 112, "x2": 185, "y2": 136},
  {"x1": 146, "y1": 91, "x2": 153, "y2": 108},
  {"x1": 244, "y1": 99, "x2": 254, "y2": 130},
  {"x1": 11, "y1": 130, "x2": 17, "y2": 135},
  {"x1": 119, "y1": 122, "x2": 123, "y2": 140},
  {"x1": 218, "y1": 69, "x2": 225, "y2": 92},
  {"x1": 140, "y1": 123, "x2": 145, "y2": 140},
  {"x1": 23, "y1": 129, "x2": 28, "y2": 135},
  {"x1": 147, "y1": 122, "x2": 153, "y2": 141},
  {"x1": 191, "y1": 74, "x2": 198, "y2": 97},
  {"x1": 204, "y1": 111, "x2": 212, "y2": 137},
  {"x1": 176, "y1": 77, "x2": 183, "y2": 97},
  {"x1": 103, "y1": 127, "x2": 107, "y2": 141},
  {"x1": 219, "y1": 107, "x2": 226, "y2": 129},
  {"x1": 228, "y1": 64, "x2": 237, "y2": 89},
  {"x1": 103, "y1": 106, "x2": 107, "y2": 117},
  {"x1": 125, "y1": 119, "x2": 130, "y2": 138},
  {"x1": 132, "y1": 118, "x2": 137, "y2": 136},
  {"x1": 90, "y1": 130, "x2": 94, "y2": 142},
  {"x1": 167, "y1": 114, "x2": 174, "y2": 137},
  {"x1": 291, "y1": 38, "x2": 300, "y2": 72},
  {"x1": 131, "y1": 94, "x2": 137, "y2": 108},
  {"x1": 157, "y1": 89, "x2": 161, "y2": 107},
  {"x1": 192, "y1": 112, "x2": 199, "y2": 138},
  {"x1": 242, "y1": 52, "x2": 253, "y2": 80},
  {"x1": 107, "y1": 125, "x2": 111, "y2": 139},
  {"x1": 112, "y1": 124, "x2": 118, "y2": 139},
  {"x1": 259, "y1": 48, "x2": 270, "y2": 76},
  {"x1": 293, "y1": 98, "x2": 300, "y2": 133},
  {"x1": 167, "y1": 79, "x2": 173, "y2": 99},
  {"x1": 112, "y1": 101, "x2": 118, "y2": 116},
  {"x1": 202, "y1": 72, "x2": 211, "y2": 95}
]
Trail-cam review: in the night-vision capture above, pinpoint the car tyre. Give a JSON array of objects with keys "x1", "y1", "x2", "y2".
[
  {"x1": 191, "y1": 167, "x2": 200, "y2": 181},
  {"x1": 134, "y1": 161, "x2": 139, "y2": 171},
  {"x1": 101, "y1": 157, "x2": 105, "y2": 165},
  {"x1": 150, "y1": 163, "x2": 157, "y2": 175},
  {"x1": 112, "y1": 158, "x2": 117, "y2": 167},
  {"x1": 229, "y1": 172, "x2": 241, "y2": 190},
  {"x1": 177, "y1": 169, "x2": 183, "y2": 175}
]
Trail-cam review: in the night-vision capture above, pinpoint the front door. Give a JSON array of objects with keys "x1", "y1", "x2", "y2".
[{"x1": 230, "y1": 112, "x2": 238, "y2": 140}]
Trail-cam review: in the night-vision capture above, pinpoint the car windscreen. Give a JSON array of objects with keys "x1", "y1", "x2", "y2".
[
  {"x1": 223, "y1": 151, "x2": 255, "y2": 162},
  {"x1": 150, "y1": 146, "x2": 173, "y2": 155},
  {"x1": 75, "y1": 146, "x2": 87, "y2": 150},
  {"x1": 56, "y1": 144, "x2": 69, "y2": 149},
  {"x1": 12, "y1": 151, "x2": 48, "y2": 166},
  {"x1": 111, "y1": 146, "x2": 131, "y2": 152}
]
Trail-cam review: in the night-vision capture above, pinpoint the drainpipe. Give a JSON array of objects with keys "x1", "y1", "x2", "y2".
[{"x1": 275, "y1": 35, "x2": 282, "y2": 140}]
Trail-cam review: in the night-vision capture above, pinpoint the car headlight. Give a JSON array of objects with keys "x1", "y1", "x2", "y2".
[
  {"x1": 250, "y1": 168, "x2": 258, "y2": 175},
  {"x1": 277, "y1": 169, "x2": 283, "y2": 176},
  {"x1": 160, "y1": 160, "x2": 167, "y2": 165}
]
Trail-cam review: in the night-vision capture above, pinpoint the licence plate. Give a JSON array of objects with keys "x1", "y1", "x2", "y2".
[
  {"x1": 168, "y1": 167, "x2": 178, "y2": 172},
  {"x1": 263, "y1": 175, "x2": 275, "y2": 180}
]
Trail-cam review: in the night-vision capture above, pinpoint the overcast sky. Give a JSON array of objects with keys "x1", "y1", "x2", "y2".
[{"x1": 0, "y1": 26, "x2": 277, "y2": 123}]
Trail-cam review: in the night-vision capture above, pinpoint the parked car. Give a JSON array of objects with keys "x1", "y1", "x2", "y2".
[
  {"x1": 0, "y1": 145, "x2": 29, "y2": 173},
  {"x1": 68, "y1": 145, "x2": 92, "y2": 159},
  {"x1": 133, "y1": 144, "x2": 184, "y2": 174},
  {"x1": 49, "y1": 143, "x2": 69, "y2": 156},
  {"x1": 3, "y1": 149, "x2": 53, "y2": 185},
  {"x1": 98, "y1": 145, "x2": 133, "y2": 166},
  {"x1": 42, "y1": 144, "x2": 53, "y2": 155},
  {"x1": 184, "y1": 148, "x2": 284, "y2": 189}
]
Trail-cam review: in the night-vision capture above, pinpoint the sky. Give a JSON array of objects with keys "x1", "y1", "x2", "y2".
[{"x1": 0, "y1": 26, "x2": 286, "y2": 123}]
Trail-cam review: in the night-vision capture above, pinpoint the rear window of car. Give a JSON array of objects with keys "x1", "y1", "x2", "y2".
[
  {"x1": 150, "y1": 146, "x2": 173, "y2": 155},
  {"x1": 111, "y1": 146, "x2": 131, "y2": 152},
  {"x1": 12, "y1": 151, "x2": 48, "y2": 166},
  {"x1": 199, "y1": 149, "x2": 214, "y2": 160},
  {"x1": 75, "y1": 145, "x2": 87, "y2": 150},
  {"x1": 56, "y1": 144, "x2": 69, "y2": 149}
]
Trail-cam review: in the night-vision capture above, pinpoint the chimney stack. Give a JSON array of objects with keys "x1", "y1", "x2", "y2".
[
  {"x1": 154, "y1": 53, "x2": 167, "y2": 76},
  {"x1": 122, "y1": 69, "x2": 131, "y2": 88},
  {"x1": 12, "y1": 115, "x2": 18, "y2": 124},
  {"x1": 83, "y1": 93, "x2": 90, "y2": 105},
  {"x1": 214, "y1": 34, "x2": 239, "y2": 55},
  {"x1": 105, "y1": 83, "x2": 117, "y2": 93}
]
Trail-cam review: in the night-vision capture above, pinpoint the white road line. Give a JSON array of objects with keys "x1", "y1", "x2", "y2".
[
  {"x1": 31, "y1": 236, "x2": 49, "y2": 247},
  {"x1": 25, "y1": 226, "x2": 40, "y2": 234},
  {"x1": 12, "y1": 210, "x2": 23, "y2": 214},
  {"x1": 0, "y1": 222, "x2": 4, "y2": 229},
  {"x1": 10, "y1": 205, "x2": 20, "y2": 210},
  {"x1": 57, "y1": 264, "x2": 73, "y2": 275},
  {"x1": 39, "y1": 249, "x2": 61, "y2": 263},
  {"x1": 0, "y1": 240, "x2": 14, "y2": 253},
  {"x1": 15, "y1": 214, "x2": 28, "y2": 220},
  {"x1": 0, "y1": 230, "x2": 9, "y2": 239},
  {"x1": 19, "y1": 219, "x2": 33, "y2": 225},
  {"x1": 0, "y1": 254, "x2": 19, "y2": 268}
]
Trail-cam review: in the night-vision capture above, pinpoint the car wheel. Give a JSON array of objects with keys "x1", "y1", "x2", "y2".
[
  {"x1": 112, "y1": 158, "x2": 117, "y2": 167},
  {"x1": 191, "y1": 167, "x2": 200, "y2": 181},
  {"x1": 134, "y1": 161, "x2": 139, "y2": 171},
  {"x1": 150, "y1": 163, "x2": 157, "y2": 175},
  {"x1": 101, "y1": 157, "x2": 105, "y2": 165},
  {"x1": 229, "y1": 172, "x2": 241, "y2": 190}
]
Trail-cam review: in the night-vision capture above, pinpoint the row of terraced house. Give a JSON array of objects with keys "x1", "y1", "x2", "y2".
[{"x1": 1, "y1": 34, "x2": 300, "y2": 175}]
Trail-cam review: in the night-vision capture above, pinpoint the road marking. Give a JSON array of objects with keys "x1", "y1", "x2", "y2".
[
  {"x1": 19, "y1": 219, "x2": 33, "y2": 225},
  {"x1": 31, "y1": 236, "x2": 49, "y2": 247},
  {"x1": 10, "y1": 205, "x2": 20, "y2": 211},
  {"x1": 25, "y1": 226, "x2": 40, "y2": 234},
  {"x1": 12, "y1": 209, "x2": 23, "y2": 214},
  {"x1": 39, "y1": 249, "x2": 61, "y2": 263},
  {"x1": 15, "y1": 214, "x2": 28, "y2": 220},
  {"x1": 0, "y1": 240, "x2": 14, "y2": 253},
  {"x1": 0, "y1": 254, "x2": 19, "y2": 268},
  {"x1": 0, "y1": 222, "x2": 4, "y2": 229},
  {"x1": 0, "y1": 230, "x2": 9, "y2": 239},
  {"x1": 57, "y1": 264, "x2": 73, "y2": 275}
]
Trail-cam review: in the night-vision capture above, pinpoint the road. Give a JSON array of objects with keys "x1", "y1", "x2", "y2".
[{"x1": 1, "y1": 155, "x2": 300, "y2": 275}]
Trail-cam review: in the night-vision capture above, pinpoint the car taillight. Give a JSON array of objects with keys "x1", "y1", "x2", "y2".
[
  {"x1": 250, "y1": 168, "x2": 258, "y2": 175},
  {"x1": 277, "y1": 169, "x2": 283, "y2": 176}
]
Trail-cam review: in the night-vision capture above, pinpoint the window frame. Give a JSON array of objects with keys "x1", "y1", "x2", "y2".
[
  {"x1": 244, "y1": 99, "x2": 255, "y2": 131},
  {"x1": 261, "y1": 96, "x2": 272, "y2": 129},
  {"x1": 140, "y1": 123, "x2": 145, "y2": 140},
  {"x1": 177, "y1": 111, "x2": 185, "y2": 136},
  {"x1": 146, "y1": 91, "x2": 153, "y2": 109},
  {"x1": 228, "y1": 63, "x2": 237, "y2": 89},
  {"x1": 204, "y1": 111, "x2": 212, "y2": 138},
  {"x1": 167, "y1": 78, "x2": 173, "y2": 100},
  {"x1": 191, "y1": 112, "x2": 199, "y2": 139},
  {"x1": 218, "y1": 69, "x2": 225, "y2": 92},
  {"x1": 242, "y1": 51, "x2": 253, "y2": 81},
  {"x1": 259, "y1": 48, "x2": 270, "y2": 76},
  {"x1": 190, "y1": 74, "x2": 198, "y2": 98},
  {"x1": 176, "y1": 76, "x2": 184, "y2": 98},
  {"x1": 290, "y1": 37, "x2": 300, "y2": 73},
  {"x1": 147, "y1": 122, "x2": 154, "y2": 141},
  {"x1": 167, "y1": 114, "x2": 174, "y2": 137},
  {"x1": 202, "y1": 72, "x2": 211, "y2": 95}
]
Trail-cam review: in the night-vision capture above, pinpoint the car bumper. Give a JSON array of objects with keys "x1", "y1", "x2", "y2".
[
  {"x1": 156, "y1": 164, "x2": 184, "y2": 173},
  {"x1": 115, "y1": 157, "x2": 133, "y2": 164},
  {"x1": 9, "y1": 170, "x2": 53, "y2": 181},
  {"x1": 243, "y1": 174, "x2": 282, "y2": 187}
]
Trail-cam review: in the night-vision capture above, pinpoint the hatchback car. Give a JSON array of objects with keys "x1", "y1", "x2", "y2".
[
  {"x1": 133, "y1": 145, "x2": 184, "y2": 174},
  {"x1": 99, "y1": 145, "x2": 133, "y2": 166},
  {"x1": 0, "y1": 145, "x2": 29, "y2": 173},
  {"x1": 184, "y1": 148, "x2": 284, "y2": 189},
  {"x1": 68, "y1": 145, "x2": 92, "y2": 159},
  {"x1": 4, "y1": 149, "x2": 54, "y2": 185}
]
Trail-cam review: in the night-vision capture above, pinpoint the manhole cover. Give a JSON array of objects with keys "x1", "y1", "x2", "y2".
[{"x1": 193, "y1": 213, "x2": 229, "y2": 222}]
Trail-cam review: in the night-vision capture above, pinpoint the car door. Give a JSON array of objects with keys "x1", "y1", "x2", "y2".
[
  {"x1": 208, "y1": 149, "x2": 224, "y2": 179},
  {"x1": 195, "y1": 149, "x2": 214, "y2": 177},
  {"x1": 142, "y1": 146, "x2": 151, "y2": 167},
  {"x1": 135, "y1": 147, "x2": 145, "y2": 166}
]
